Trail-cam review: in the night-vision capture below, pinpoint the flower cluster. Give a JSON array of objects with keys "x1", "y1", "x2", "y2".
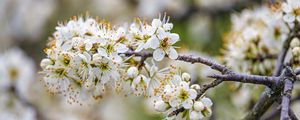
[
  {"x1": 224, "y1": 6, "x2": 289, "y2": 75},
  {"x1": 151, "y1": 73, "x2": 212, "y2": 120},
  {"x1": 40, "y1": 16, "x2": 212, "y2": 119}
]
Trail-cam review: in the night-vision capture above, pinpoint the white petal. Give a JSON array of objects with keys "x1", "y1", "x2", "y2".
[
  {"x1": 135, "y1": 44, "x2": 145, "y2": 52},
  {"x1": 296, "y1": 16, "x2": 300, "y2": 22},
  {"x1": 153, "y1": 49, "x2": 165, "y2": 61},
  {"x1": 78, "y1": 53, "x2": 87, "y2": 61},
  {"x1": 146, "y1": 36, "x2": 159, "y2": 49},
  {"x1": 163, "y1": 23, "x2": 173, "y2": 31},
  {"x1": 115, "y1": 43, "x2": 128, "y2": 53},
  {"x1": 171, "y1": 75, "x2": 182, "y2": 85},
  {"x1": 97, "y1": 48, "x2": 108, "y2": 57},
  {"x1": 111, "y1": 53, "x2": 122, "y2": 63},
  {"x1": 145, "y1": 25, "x2": 156, "y2": 35},
  {"x1": 150, "y1": 65, "x2": 158, "y2": 77},
  {"x1": 157, "y1": 28, "x2": 167, "y2": 39},
  {"x1": 190, "y1": 111, "x2": 204, "y2": 120},
  {"x1": 152, "y1": 19, "x2": 162, "y2": 28},
  {"x1": 189, "y1": 89, "x2": 197, "y2": 99},
  {"x1": 282, "y1": 3, "x2": 292, "y2": 13},
  {"x1": 169, "y1": 98, "x2": 180, "y2": 107},
  {"x1": 166, "y1": 47, "x2": 178, "y2": 59},
  {"x1": 61, "y1": 42, "x2": 72, "y2": 51},
  {"x1": 85, "y1": 43, "x2": 93, "y2": 51},
  {"x1": 182, "y1": 99, "x2": 193, "y2": 109},
  {"x1": 169, "y1": 33, "x2": 179, "y2": 44},
  {"x1": 201, "y1": 97, "x2": 213, "y2": 107},
  {"x1": 154, "y1": 100, "x2": 168, "y2": 112},
  {"x1": 180, "y1": 82, "x2": 189, "y2": 90},
  {"x1": 83, "y1": 52, "x2": 91, "y2": 61},
  {"x1": 283, "y1": 14, "x2": 296, "y2": 23}
]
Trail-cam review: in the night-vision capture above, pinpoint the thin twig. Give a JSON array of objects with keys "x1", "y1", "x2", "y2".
[{"x1": 196, "y1": 79, "x2": 223, "y2": 99}]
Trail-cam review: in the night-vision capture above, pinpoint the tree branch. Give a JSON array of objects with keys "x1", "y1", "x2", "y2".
[
  {"x1": 123, "y1": 51, "x2": 232, "y2": 74},
  {"x1": 280, "y1": 78, "x2": 295, "y2": 120},
  {"x1": 208, "y1": 73, "x2": 278, "y2": 87},
  {"x1": 244, "y1": 30, "x2": 296, "y2": 119},
  {"x1": 123, "y1": 51, "x2": 298, "y2": 119},
  {"x1": 196, "y1": 79, "x2": 223, "y2": 99}
]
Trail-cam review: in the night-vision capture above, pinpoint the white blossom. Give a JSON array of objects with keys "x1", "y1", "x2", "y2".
[{"x1": 282, "y1": 0, "x2": 300, "y2": 23}]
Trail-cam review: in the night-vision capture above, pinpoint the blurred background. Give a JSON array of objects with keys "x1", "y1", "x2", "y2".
[{"x1": 2, "y1": 0, "x2": 299, "y2": 120}]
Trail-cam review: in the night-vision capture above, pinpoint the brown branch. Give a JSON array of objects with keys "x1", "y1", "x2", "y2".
[
  {"x1": 123, "y1": 51, "x2": 232, "y2": 74},
  {"x1": 123, "y1": 51, "x2": 298, "y2": 119},
  {"x1": 280, "y1": 78, "x2": 295, "y2": 120},
  {"x1": 196, "y1": 79, "x2": 223, "y2": 99},
  {"x1": 244, "y1": 29, "x2": 297, "y2": 119},
  {"x1": 208, "y1": 73, "x2": 278, "y2": 87}
]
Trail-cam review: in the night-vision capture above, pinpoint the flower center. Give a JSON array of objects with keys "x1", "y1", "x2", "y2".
[
  {"x1": 293, "y1": 8, "x2": 300, "y2": 15},
  {"x1": 160, "y1": 38, "x2": 169, "y2": 49},
  {"x1": 9, "y1": 68, "x2": 18, "y2": 81},
  {"x1": 178, "y1": 89, "x2": 189, "y2": 100},
  {"x1": 274, "y1": 27, "x2": 281, "y2": 39},
  {"x1": 106, "y1": 44, "x2": 114, "y2": 54},
  {"x1": 63, "y1": 55, "x2": 70, "y2": 65},
  {"x1": 55, "y1": 68, "x2": 66, "y2": 76},
  {"x1": 99, "y1": 62, "x2": 110, "y2": 71}
]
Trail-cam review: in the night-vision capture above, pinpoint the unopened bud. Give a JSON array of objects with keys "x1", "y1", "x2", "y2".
[
  {"x1": 191, "y1": 84, "x2": 201, "y2": 91},
  {"x1": 182, "y1": 72, "x2": 191, "y2": 82},
  {"x1": 290, "y1": 38, "x2": 300, "y2": 49},
  {"x1": 127, "y1": 67, "x2": 139, "y2": 78},
  {"x1": 40, "y1": 59, "x2": 53, "y2": 69},
  {"x1": 189, "y1": 110, "x2": 204, "y2": 120},
  {"x1": 193, "y1": 101, "x2": 205, "y2": 111},
  {"x1": 154, "y1": 100, "x2": 169, "y2": 112}
]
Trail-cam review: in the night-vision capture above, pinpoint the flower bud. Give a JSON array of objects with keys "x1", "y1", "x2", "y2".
[
  {"x1": 292, "y1": 47, "x2": 300, "y2": 57},
  {"x1": 189, "y1": 110, "x2": 204, "y2": 120},
  {"x1": 191, "y1": 84, "x2": 201, "y2": 91},
  {"x1": 182, "y1": 72, "x2": 191, "y2": 82},
  {"x1": 201, "y1": 97, "x2": 213, "y2": 107},
  {"x1": 193, "y1": 101, "x2": 204, "y2": 111},
  {"x1": 40, "y1": 59, "x2": 53, "y2": 69},
  {"x1": 154, "y1": 100, "x2": 169, "y2": 112},
  {"x1": 127, "y1": 67, "x2": 139, "y2": 78},
  {"x1": 290, "y1": 38, "x2": 300, "y2": 49}
]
